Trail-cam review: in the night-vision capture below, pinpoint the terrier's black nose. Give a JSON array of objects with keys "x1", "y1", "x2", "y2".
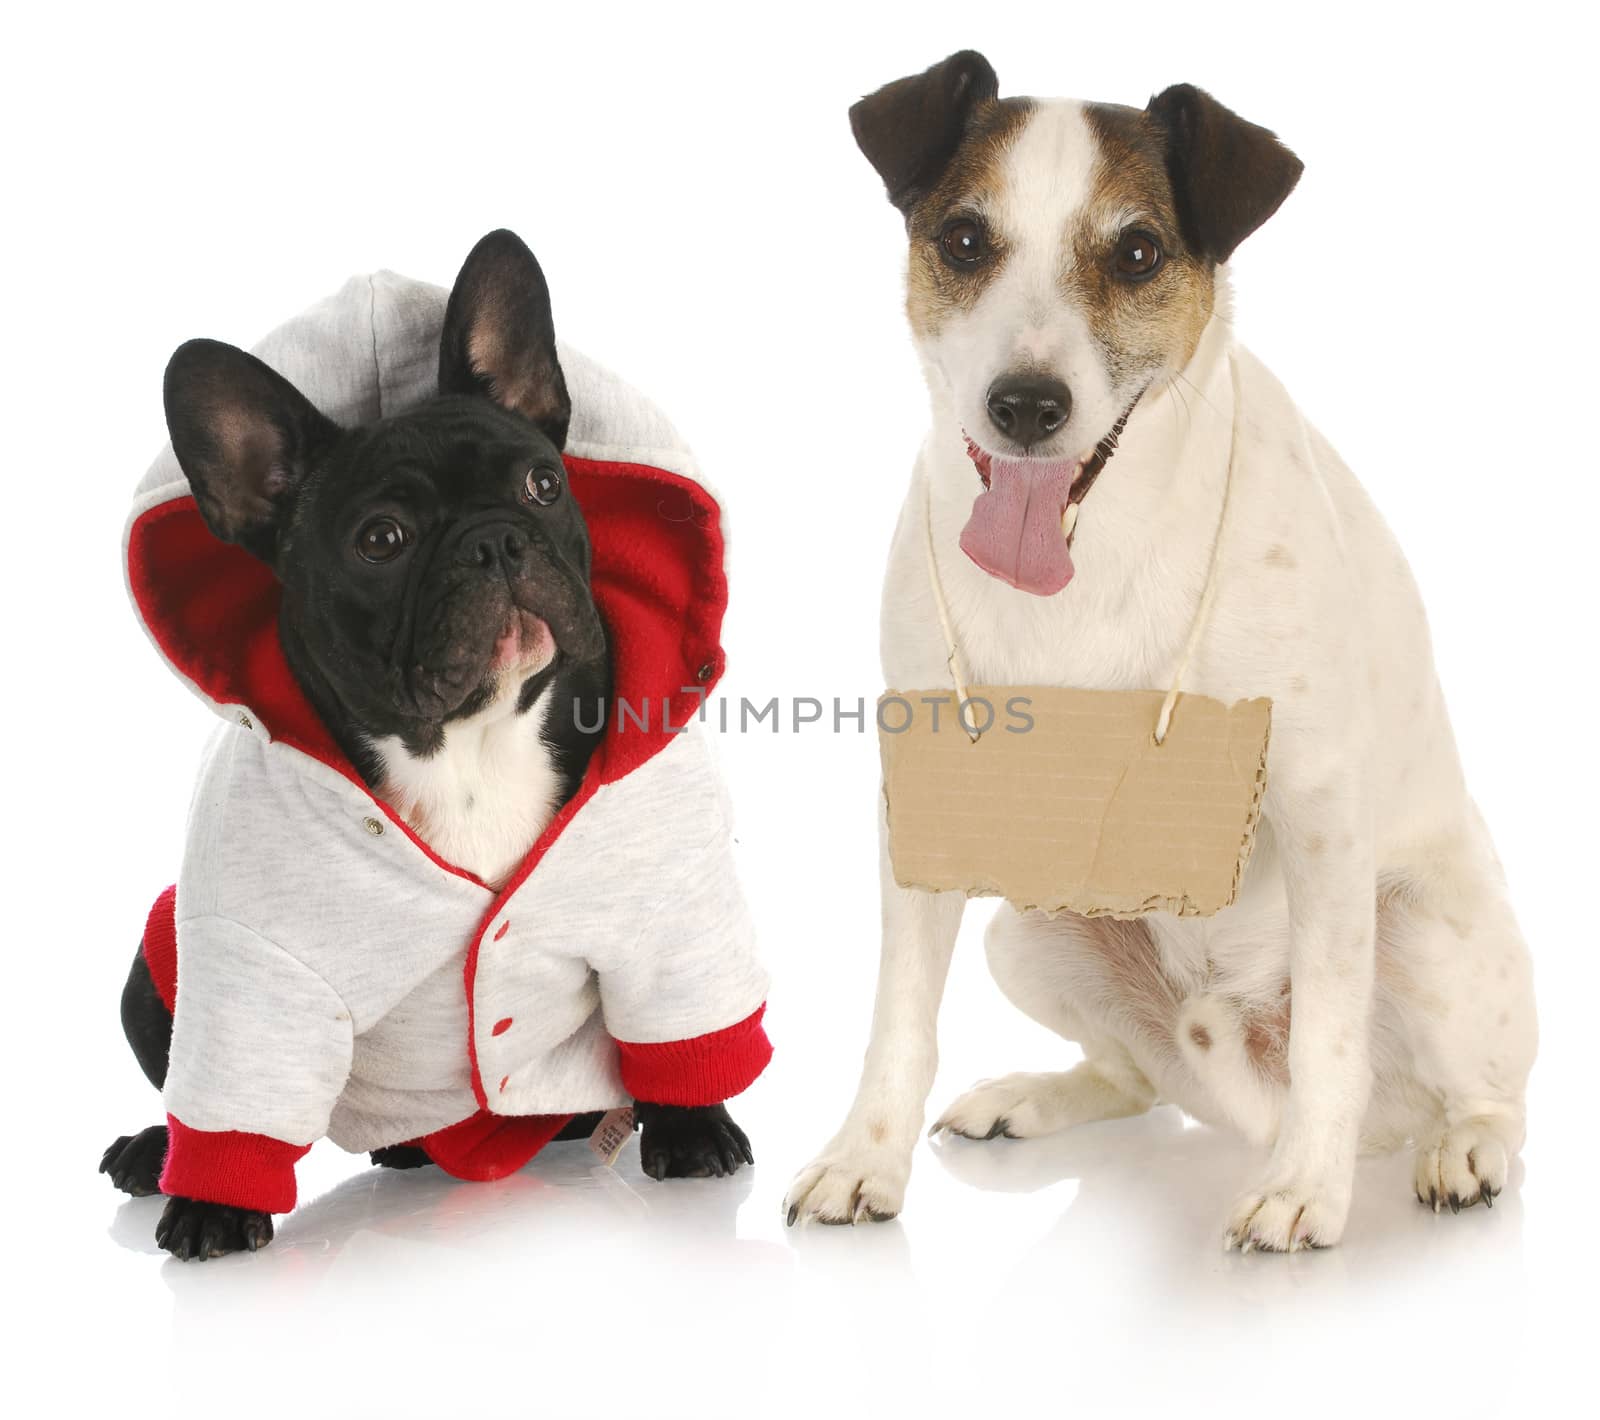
[
  {"x1": 985, "y1": 374, "x2": 1072, "y2": 449},
  {"x1": 456, "y1": 521, "x2": 528, "y2": 570}
]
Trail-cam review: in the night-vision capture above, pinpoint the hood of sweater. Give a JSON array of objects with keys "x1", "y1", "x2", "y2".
[{"x1": 124, "y1": 270, "x2": 728, "y2": 826}]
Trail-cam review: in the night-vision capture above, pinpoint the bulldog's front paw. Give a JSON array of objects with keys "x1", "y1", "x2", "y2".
[
  {"x1": 634, "y1": 1102, "x2": 754, "y2": 1181},
  {"x1": 1224, "y1": 1172, "x2": 1350, "y2": 1253},
  {"x1": 784, "y1": 1141, "x2": 910, "y2": 1226},
  {"x1": 155, "y1": 1196, "x2": 274, "y2": 1260}
]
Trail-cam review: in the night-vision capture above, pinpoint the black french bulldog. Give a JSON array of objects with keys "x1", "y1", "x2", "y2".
[{"x1": 101, "y1": 230, "x2": 753, "y2": 1260}]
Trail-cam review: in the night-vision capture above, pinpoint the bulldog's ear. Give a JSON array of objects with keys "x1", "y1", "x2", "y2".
[
  {"x1": 164, "y1": 339, "x2": 340, "y2": 564},
  {"x1": 439, "y1": 228, "x2": 571, "y2": 448},
  {"x1": 850, "y1": 50, "x2": 999, "y2": 214},
  {"x1": 1146, "y1": 84, "x2": 1303, "y2": 264}
]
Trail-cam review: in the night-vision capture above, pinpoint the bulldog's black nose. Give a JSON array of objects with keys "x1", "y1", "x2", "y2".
[
  {"x1": 985, "y1": 374, "x2": 1072, "y2": 449},
  {"x1": 456, "y1": 521, "x2": 528, "y2": 570}
]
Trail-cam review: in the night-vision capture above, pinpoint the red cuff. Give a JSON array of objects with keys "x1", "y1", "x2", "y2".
[
  {"x1": 160, "y1": 1115, "x2": 309, "y2": 1213},
  {"x1": 616, "y1": 1005, "x2": 772, "y2": 1107}
]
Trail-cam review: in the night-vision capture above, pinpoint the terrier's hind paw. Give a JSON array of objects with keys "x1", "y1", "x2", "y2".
[
  {"x1": 1413, "y1": 1119, "x2": 1511, "y2": 1213},
  {"x1": 930, "y1": 1066, "x2": 1150, "y2": 1141},
  {"x1": 99, "y1": 1124, "x2": 168, "y2": 1197}
]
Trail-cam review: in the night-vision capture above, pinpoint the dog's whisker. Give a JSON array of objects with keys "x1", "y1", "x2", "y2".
[
  {"x1": 1164, "y1": 374, "x2": 1193, "y2": 436},
  {"x1": 1173, "y1": 369, "x2": 1222, "y2": 418}
]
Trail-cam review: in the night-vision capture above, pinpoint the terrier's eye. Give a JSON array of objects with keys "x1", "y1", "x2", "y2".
[
  {"x1": 1113, "y1": 230, "x2": 1163, "y2": 281},
  {"x1": 523, "y1": 466, "x2": 562, "y2": 506},
  {"x1": 356, "y1": 517, "x2": 409, "y2": 563},
  {"x1": 940, "y1": 218, "x2": 987, "y2": 268}
]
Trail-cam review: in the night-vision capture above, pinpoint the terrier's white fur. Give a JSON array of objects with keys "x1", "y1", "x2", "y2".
[{"x1": 786, "y1": 99, "x2": 1536, "y2": 1250}]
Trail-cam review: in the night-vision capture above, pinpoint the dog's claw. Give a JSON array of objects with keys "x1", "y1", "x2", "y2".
[
  {"x1": 634, "y1": 1102, "x2": 752, "y2": 1183},
  {"x1": 100, "y1": 1125, "x2": 169, "y2": 1198},
  {"x1": 241, "y1": 1214, "x2": 273, "y2": 1252},
  {"x1": 155, "y1": 1196, "x2": 273, "y2": 1260}
]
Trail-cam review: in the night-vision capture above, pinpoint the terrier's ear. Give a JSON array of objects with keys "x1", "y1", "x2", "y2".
[
  {"x1": 439, "y1": 228, "x2": 571, "y2": 448},
  {"x1": 1146, "y1": 84, "x2": 1303, "y2": 263},
  {"x1": 850, "y1": 50, "x2": 1000, "y2": 214},
  {"x1": 164, "y1": 339, "x2": 339, "y2": 564}
]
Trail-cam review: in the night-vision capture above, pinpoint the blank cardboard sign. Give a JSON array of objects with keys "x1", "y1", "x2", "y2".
[{"x1": 880, "y1": 686, "x2": 1271, "y2": 919}]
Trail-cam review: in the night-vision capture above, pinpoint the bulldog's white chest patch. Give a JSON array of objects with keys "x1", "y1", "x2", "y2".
[{"x1": 371, "y1": 684, "x2": 563, "y2": 889}]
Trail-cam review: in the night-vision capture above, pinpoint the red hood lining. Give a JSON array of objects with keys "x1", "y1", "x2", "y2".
[{"x1": 127, "y1": 455, "x2": 728, "y2": 883}]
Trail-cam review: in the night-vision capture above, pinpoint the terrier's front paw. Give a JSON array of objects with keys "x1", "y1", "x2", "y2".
[
  {"x1": 634, "y1": 1102, "x2": 754, "y2": 1181},
  {"x1": 1224, "y1": 1175, "x2": 1350, "y2": 1253},
  {"x1": 155, "y1": 1196, "x2": 274, "y2": 1260},
  {"x1": 100, "y1": 1124, "x2": 168, "y2": 1196},
  {"x1": 784, "y1": 1143, "x2": 909, "y2": 1226}
]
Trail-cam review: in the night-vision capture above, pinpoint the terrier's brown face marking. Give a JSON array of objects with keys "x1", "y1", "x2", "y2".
[
  {"x1": 901, "y1": 97, "x2": 1035, "y2": 339},
  {"x1": 1072, "y1": 103, "x2": 1215, "y2": 389}
]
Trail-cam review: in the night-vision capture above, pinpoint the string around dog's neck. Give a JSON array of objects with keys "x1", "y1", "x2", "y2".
[{"x1": 923, "y1": 353, "x2": 1241, "y2": 746}]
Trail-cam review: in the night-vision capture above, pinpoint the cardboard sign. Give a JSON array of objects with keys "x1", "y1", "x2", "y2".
[{"x1": 880, "y1": 686, "x2": 1270, "y2": 919}]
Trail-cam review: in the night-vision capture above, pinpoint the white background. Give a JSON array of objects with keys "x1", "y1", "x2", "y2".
[{"x1": 4, "y1": 2, "x2": 1596, "y2": 1416}]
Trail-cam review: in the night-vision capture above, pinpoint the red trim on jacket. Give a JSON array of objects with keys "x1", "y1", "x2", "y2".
[
  {"x1": 417, "y1": 1111, "x2": 573, "y2": 1182},
  {"x1": 142, "y1": 885, "x2": 179, "y2": 1012},
  {"x1": 616, "y1": 1005, "x2": 772, "y2": 1107},
  {"x1": 160, "y1": 1116, "x2": 309, "y2": 1213}
]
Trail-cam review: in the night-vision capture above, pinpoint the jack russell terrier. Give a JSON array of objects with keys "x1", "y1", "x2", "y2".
[{"x1": 784, "y1": 51, "x2": 1536, "y2": 1251}]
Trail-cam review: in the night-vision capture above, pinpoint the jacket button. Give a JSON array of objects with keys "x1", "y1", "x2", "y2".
[
  {"x1": 363, "y1": 816, "x2": 384, "y2": 836},
  {"x1": 696, "y1": 660, "x2": 715, "y2": 682},
  {"x1": 238, "y1": 713, "x2": 254, "y2": 730}
]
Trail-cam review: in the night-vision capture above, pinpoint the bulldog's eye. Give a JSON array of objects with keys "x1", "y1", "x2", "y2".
[
  {"x1": 940, "y1": 217, "x2": 987, "y2": 268},
  {"x1": 356, "y1": 517, "x2": 409, "y2": 563},
  {"x1": 1113, "y1": 229, "x2": 1163, "y2": 281},
  {"x1": 523, "y1": 466, "x2": 562, "y2": 507}
]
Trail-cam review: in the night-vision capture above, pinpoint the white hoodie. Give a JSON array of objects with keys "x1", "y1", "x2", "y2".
[{"x1": 123, "y1": 272, "x2": 771, "y2": 1212}]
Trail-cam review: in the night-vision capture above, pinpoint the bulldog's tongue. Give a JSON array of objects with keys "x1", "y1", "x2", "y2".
[
  {"x1": 493, "y1": 611, "x2": 554, "y2": 670},
  {"x1": 958, "y1": 455, "x2": 1079, "y2": 595}
]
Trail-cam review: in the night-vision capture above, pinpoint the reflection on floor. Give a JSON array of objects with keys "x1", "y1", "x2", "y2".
[{"x1": 79, "y1": 1105, "x2": 1546, "y2": 1418}]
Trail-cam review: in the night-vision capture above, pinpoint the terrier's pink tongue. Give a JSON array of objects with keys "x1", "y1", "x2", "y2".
[{"x1": 958, "y1": 456, "x2": 1078, "y2": 595}]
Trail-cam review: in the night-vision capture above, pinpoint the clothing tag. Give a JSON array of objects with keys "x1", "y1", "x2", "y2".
[
  {"x1": 881, "y1": 685, "x2": 1270, "y2": 919},
  {"x1": 588, "y1": 1106, "x2": 635, "y2": 1167}
]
